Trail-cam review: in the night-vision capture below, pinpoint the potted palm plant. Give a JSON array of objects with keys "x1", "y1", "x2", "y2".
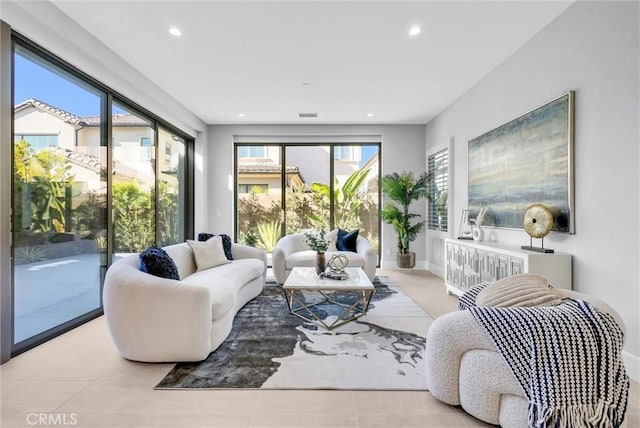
[{"x1": 381, "y1": 171, "x2": 429, "y2": 269}]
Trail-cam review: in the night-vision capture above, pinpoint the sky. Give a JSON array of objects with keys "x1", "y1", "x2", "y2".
[{"x1": 14, "y1": 53, "x2": 102, "y2": 117}]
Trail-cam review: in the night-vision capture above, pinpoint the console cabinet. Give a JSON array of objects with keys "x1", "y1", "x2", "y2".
[{"x1": 444, "y1": 238, "x2": 572, "y2": 296}]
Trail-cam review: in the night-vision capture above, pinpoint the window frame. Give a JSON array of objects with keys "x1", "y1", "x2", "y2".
[{"x1": 426, "y1": 139, "x2": 453, "y2": 240}]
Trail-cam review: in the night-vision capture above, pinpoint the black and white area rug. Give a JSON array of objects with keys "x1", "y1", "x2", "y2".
[{"x1": 156, "y1": 276, "x2": 432, "y2": 390}]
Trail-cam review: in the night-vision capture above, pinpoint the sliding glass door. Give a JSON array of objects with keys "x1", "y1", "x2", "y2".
[
  {"x1": 13, "y1": 46, "x2": 106, "y2": 344},
  {"x1": 10, "y1": 36, "x2": 194, "y2": 355},
  {"x1": 235, "y1": 143, "x2": 380, "y2": 260}
]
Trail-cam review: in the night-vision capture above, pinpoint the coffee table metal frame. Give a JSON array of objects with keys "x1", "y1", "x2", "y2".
[{"x1": 282, "y1": 267, "x2": 375, "y2": 330}]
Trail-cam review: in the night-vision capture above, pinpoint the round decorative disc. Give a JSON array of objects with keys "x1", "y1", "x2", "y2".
[{"x1": 523, "y1": 204, "x2": 553, "y2": 238}]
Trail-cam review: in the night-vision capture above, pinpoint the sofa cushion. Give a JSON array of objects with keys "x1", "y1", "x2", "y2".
[
  {"x1": 325, "y1": 228, "x2": 339, "y2": 251},
  {"x1": 198, "y1": 232, "x2": 233, "y2": 260},
  {"x1": 187, "y1": 237, "x2": 230, "y2": 271},
  {"x1": 285, "y1": 250, "x2": 319, "y2": 269},
  {"x1": 476, "y1": 274, "x2": 562, "y2": 308},
  {"x1": 139, "y1": 246, "x2": 180, "y2": 280},
  {"x1": 183, "y1": 258, "x2": 264, "y2": 293},
  {"x1": 336, "y1": 229, "x2": 359, "y2": 252},
  {"x1": 285, "y1": 250, "x2": 364, "y2": 269}
]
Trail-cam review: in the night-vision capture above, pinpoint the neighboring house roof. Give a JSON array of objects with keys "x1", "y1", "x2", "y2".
[
  {"x1": 82, "y1": 112, "x2": 150, "y2": 127},
  {"x1": 46, "y1": 146, "x2": 138, "y2": 178},
  {"x1": 15, "y1": 98, "x2": 85, "y2": 126},
  {"x1": 238, "y1": 159, "x2": 305, "y2": 183},
  {"x1": 15, "y1": 98, "x2": 150, "y2": 128}
]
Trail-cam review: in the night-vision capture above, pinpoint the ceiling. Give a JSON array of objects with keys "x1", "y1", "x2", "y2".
[{"x1": 50, "y1": 1, "x2": 574, "y2": 125}]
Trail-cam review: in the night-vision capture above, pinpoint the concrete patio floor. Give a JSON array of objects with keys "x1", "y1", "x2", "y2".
[{"x1": 13, "y1": 253, "x2": 126, "y2": 343}]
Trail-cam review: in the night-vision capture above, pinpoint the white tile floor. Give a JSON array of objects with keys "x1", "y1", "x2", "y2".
[{"x1": 1, "y1": 269, "x2": 638, "y2": 428}]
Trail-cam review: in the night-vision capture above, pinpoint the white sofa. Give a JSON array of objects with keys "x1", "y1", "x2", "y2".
[
  {"x1": 103, "y1": 242, "x2": 267, "y2": 362},
  {"x1": 425, "y1": 288, "x2": 626, "y2": 427},
  {"x1": 272, "y1": 232, "x2": 377, "y2": 284}
]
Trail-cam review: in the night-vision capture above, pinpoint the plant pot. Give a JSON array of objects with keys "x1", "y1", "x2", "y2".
[
  {"x1": 99, "y1": 250, "x2": 107, "y2": 266},
  {"x1": 315, "y1": 252, "x2": 326, "y2": 276},
  {"x1": 397, "y1": 252, "x2": 416, "y2": 269}
]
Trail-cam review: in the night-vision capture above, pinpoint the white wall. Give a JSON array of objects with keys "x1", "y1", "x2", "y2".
[
  {"x1": 425, "y1": 1, "x2": 639, "y2": 379},
  {"x1": 206, "y1": 124, "x2": 426, "y2": 268}
]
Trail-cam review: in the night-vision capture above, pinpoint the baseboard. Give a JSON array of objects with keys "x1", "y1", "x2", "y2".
[
  {"x1": 381, "y1": 260, "x2": 427, "y2": 271},
  {"x1": 425, "y1": 261, "x2": 444, "y2": 279},
  {"x1": 623, "y1": 350, "x2": 639, "y2": 383}
]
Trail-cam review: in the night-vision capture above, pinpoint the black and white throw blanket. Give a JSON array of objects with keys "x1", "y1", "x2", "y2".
[{"x1": 468, "y1": 299, "x2": 629, "y2": 428}]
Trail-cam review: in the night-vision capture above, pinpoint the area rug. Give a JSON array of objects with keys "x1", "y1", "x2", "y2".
[{"x1": 155, "y1": 276, "x2": 432, "y2": 390}]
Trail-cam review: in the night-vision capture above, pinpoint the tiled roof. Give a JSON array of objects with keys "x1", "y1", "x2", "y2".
[
  {"x1": 15, "y1": 98, "x2": 150, "y2": 127},
  {"x1": 15, "y1": 98, "x2": 84, "y2": 125},
  {"x1": 238, "y1": 161, "x2": 300, "y2": 174},
  {"x1": 46, "y1": 146, "x2": 137, "y2": 178},
  {"x1": 47, "y1": 146, "x2": 101, "y2": 171},
  {"x1": 82, "y1": 113, "x2": 150, "y2": 127}
]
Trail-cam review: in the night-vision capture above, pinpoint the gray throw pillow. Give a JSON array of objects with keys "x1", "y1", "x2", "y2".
[
  {"x1": 475, "y1": 273, "x2": 562, "y2": 308},
  {"x1": 187, "y1": 236, "x2": 230, "y2": 271}
]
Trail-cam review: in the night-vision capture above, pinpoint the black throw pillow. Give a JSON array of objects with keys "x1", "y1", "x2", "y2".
[
  {"x1": 336, "y1": 229, "x2": 359, "y2": 252},
  {"x1": 139, "y1": 245, "x2": 180, "y2": 280},
  {"x1": 198, "y1": 233, "x2": 233, "y2": 260}
]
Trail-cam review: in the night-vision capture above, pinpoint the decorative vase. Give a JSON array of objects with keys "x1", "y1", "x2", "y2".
[
  {"x1": 396, "y1": 252, "x2": 416, "y2": 269},
  {"x1": 315, "y1": 252, "x2": 326, "y2": 275},
  {"x1": 472, "y1": 225, "x2": 484, "y2": 242}
]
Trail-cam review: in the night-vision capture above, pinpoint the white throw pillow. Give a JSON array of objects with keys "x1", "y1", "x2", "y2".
[
  {"x1": 325, "y1": 228, "x2": 339, "y2": 252},
  {"x1": 475, "y1": 273, "x2": 562, "y2": 307},
  {"x1": 187, "y1": 236, "x2": 230, "y2": 271}
]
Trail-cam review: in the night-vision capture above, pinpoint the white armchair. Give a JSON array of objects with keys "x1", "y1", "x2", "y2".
[
  {"x1": 425, "y1": 288, "x2": 627, "y2": 427},
  {"x1": 272, "y1": 232, "x2": 377, "y2": 284}
]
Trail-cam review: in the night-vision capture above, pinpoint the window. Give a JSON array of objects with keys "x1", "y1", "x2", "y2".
[
  {"x1": 334, "y1": 146, "x2": 354, "y2": 161},
  {"x1": 238, "y1": 146, "x2": 265, "y2": 158},
  {"x1": 238, "y1": 184, "x2": 268, "y2": 193},
  {"x1": 427, "y1": 148, "x2": 448, "y2": 232},
  {"x1": 14, "y1": 135, "x2": 58, "y2": 151},
  {"x1": 235, "y1": 143, "x2": 380, "y2": 262},
  {"x1": 141, "y1": 137, "x2": 152, "y2": 146}
]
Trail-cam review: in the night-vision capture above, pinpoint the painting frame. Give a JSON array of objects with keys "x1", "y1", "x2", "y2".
[{"x1": 467, "y1": 92, "x2": 575, "y2": 233}]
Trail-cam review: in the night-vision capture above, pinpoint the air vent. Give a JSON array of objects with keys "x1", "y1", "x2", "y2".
[{"x1": 298, "y1": 112, "x2": 318, "y2": 118}]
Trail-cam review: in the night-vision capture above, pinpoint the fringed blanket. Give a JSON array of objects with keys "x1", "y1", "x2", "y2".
[{"x1": 468, "y1": 299, "x2": 629, "y2": 427}]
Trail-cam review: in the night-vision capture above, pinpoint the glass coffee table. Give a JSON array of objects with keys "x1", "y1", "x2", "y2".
[{"x1": 282, "y1": 267, "x2": 375, "y2": 330}]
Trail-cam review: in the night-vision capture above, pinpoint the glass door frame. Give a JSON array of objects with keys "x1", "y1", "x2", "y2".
[
  {"x1": 234, "y1": 142, "x2": 381, "y2": 266},
  {"x1": 7, "y1": 31, "x2": 195, "y2": 359}
]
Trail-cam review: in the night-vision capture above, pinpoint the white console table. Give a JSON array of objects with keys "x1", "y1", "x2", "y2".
[{"x1": 444, "y1": 238, "x2": 572, "y2": 296}]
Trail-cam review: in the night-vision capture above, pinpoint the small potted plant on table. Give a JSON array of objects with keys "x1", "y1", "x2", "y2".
[{"x1": 304, "y1": 229, "x2": 329, "y2": 275}]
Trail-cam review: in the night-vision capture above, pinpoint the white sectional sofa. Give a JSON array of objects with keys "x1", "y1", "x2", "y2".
[
  {"x1": 272, "y1": 232, "x2": 377, "y2": 284},
  {"x1": 103, "y1": 242, "x2": 267, "y2": 362}
]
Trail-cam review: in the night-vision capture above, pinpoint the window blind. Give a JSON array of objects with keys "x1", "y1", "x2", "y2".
[{"x1": 427, "y1": 148, "x2": 448, "y2": 232}]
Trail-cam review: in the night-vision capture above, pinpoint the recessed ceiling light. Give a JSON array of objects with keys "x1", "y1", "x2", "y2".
[
  {"x1": 238, "y1": 113, "x2": 245, "y2": 117},
  {"x1": 409, "y1": 26, "x2": 421, "y2": 36},
  {"x1": 367, "y1": 113, "x2": 374, "y2": 117},
  {"x1": 168, "y1": 27, "x2": 182, "y2": 37}
]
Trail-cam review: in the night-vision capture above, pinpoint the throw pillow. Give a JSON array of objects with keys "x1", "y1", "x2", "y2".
[
  {"x1": 475, "y1": 273, "x2": 562, "y2": 308},
  {"x1": 187, "y1": 236, "x2": 230, "y2": 271},
  {"x1": 336, "y1": 228, "x2": 359, "y2": 252},
  {"x1": 139, "y1": 245, "x2": 180, "y2": 280},
  {"x1": 198, "y1": 232, "x2": 233, "y2": 260},
  {"x1": 325, "y1": 228, "x2": 339, "y2": 251}
]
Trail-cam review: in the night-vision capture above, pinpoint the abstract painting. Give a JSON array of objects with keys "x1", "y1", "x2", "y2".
[{"x1": 468, "y1": 92, "x2": 574, "y2": 232}]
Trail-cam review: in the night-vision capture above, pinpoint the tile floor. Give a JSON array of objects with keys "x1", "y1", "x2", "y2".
[{"x1": 1, "y1": 269, "x2": 638, "y2": 428}]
